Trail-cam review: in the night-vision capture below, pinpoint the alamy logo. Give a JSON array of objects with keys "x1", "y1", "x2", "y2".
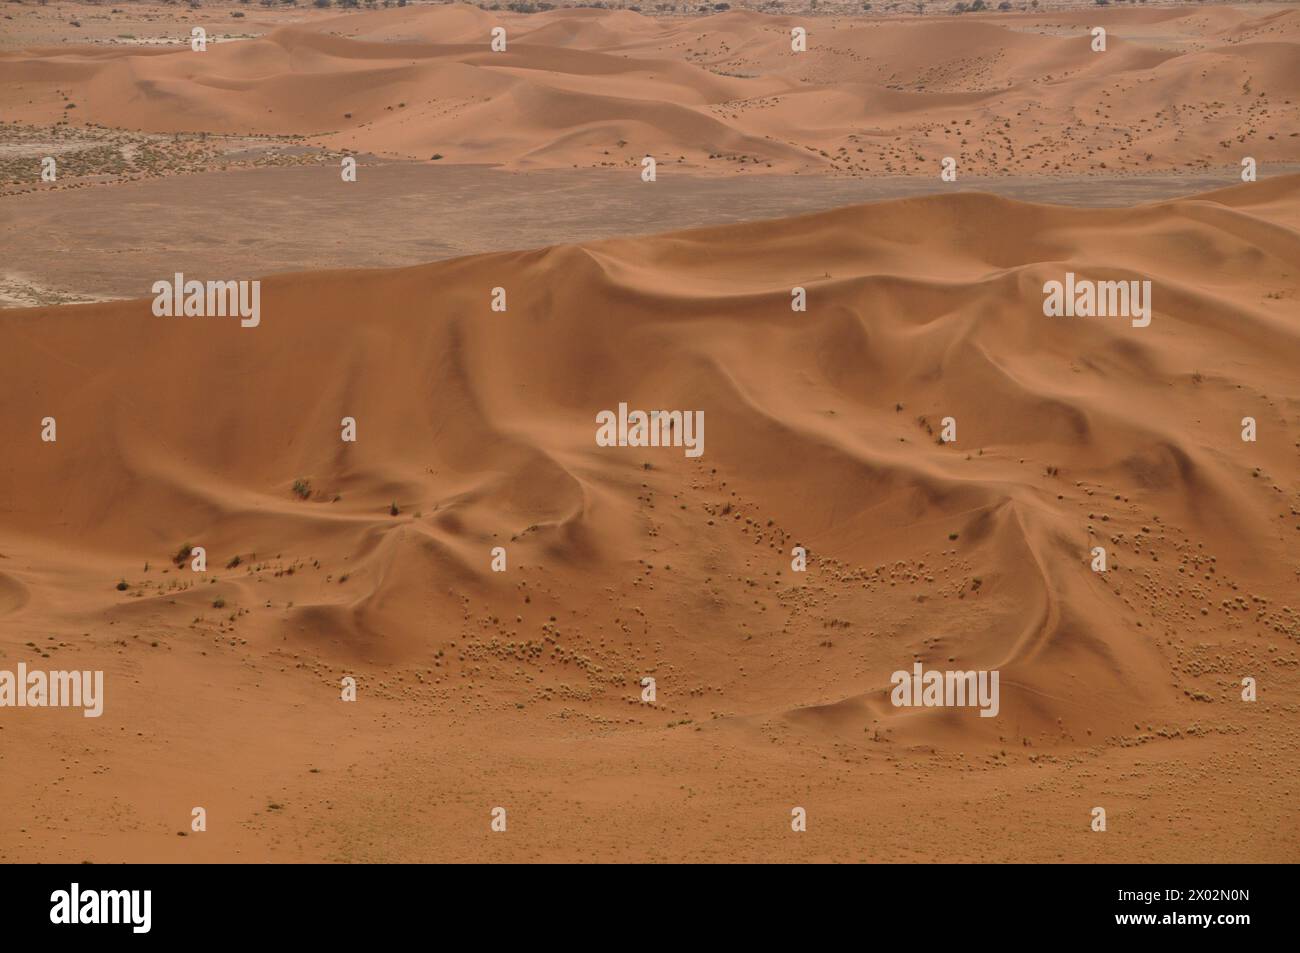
[
  {"x1": 890, "y1": 663, "x2": 1000, "y2": 718},
  {"x1": 595, "y1": 402, "x2": 704, "y2": 458},
  {"x1": 0, "y1": 663, "x2": 104, "y2": 717},
  {"x1": 1042, "y1": 272, "x2": 1151, "y2": 328},
  {"x1": 50, "y1": 884, "x2": 150, "y2": 933},
  {"x1": 151, "y1": 273, "x2": 261, "y2": 327}
]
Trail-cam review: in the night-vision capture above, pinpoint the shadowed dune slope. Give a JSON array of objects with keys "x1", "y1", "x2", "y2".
[
  {"x1": 1, "y1": 176, "x2": 1297, "y2": 748},
  {"x1": 1, "y1": 5, "x2": 1298, "y2": 175}
]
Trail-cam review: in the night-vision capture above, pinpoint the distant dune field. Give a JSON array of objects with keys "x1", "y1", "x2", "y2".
[{"x1": 2, "y1": 3, "x2": 1297, "y2": 177}]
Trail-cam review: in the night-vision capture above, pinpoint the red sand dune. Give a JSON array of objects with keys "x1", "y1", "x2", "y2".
[
  {"x1": 2, "y1": 4, "x2": 1297, "y2": 174},
  {"x1": 1, "y1": 178, "x2": 1297, "y2": 860}
]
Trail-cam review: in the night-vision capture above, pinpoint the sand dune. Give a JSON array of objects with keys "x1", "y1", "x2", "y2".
[
  {"x1": 2, "y1": 4, "x2": 1297, "y2": 175},
  {"x1": 2, "y1": 176, "x2": 1296, "y2": 754}
]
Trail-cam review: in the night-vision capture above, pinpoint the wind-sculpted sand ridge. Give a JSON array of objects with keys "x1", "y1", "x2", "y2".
[
  {"x1": 2, "y1": 4, "x2": 1297, "y2": 176},
  {"x1": 1, "y1": 176, "x2": 1296, "y2": 781}
]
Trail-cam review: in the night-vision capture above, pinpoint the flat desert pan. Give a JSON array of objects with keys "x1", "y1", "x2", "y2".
[{"x1": 10, "y1": 162, "x2": 1300, "y2": 307}]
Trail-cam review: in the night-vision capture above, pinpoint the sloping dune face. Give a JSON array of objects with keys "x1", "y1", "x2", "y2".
[
  {"x1": 1, "y1": 4, "x2": 1297, "y2": 174},
  {"x1": 2, "y1": 177, "x2": 1297, "y2": 761}
]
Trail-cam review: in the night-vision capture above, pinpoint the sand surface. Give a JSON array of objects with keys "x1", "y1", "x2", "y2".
[
  {"x1": 0, "y1": 2, "x2": 1297, "y2": 864},
  {"x1": 2, "y1": 175, "x2": 1298, "y2": 862}
]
